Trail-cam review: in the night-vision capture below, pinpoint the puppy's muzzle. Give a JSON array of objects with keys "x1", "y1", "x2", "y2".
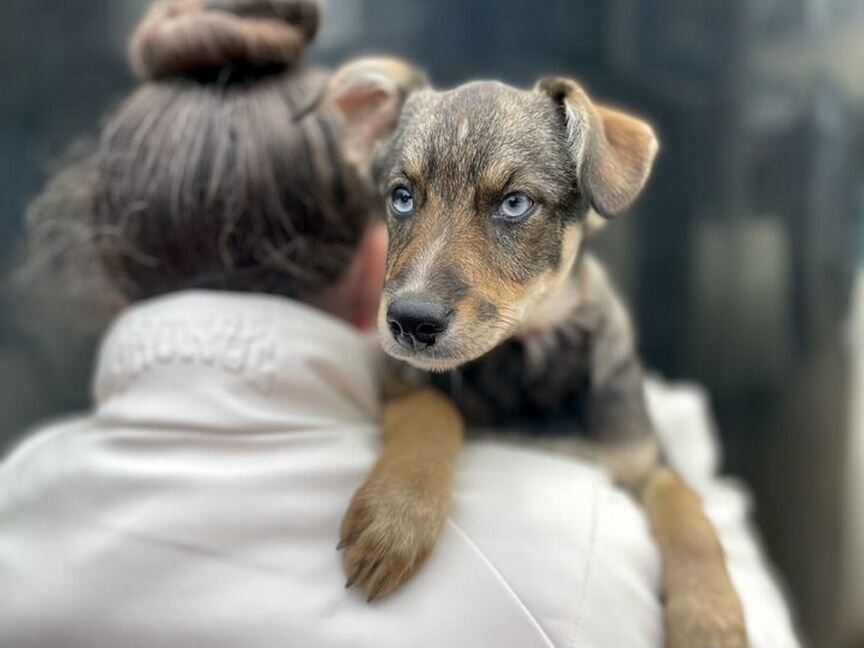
[{"x1": 386, "y1": 294, "x2": 453, "y2": 351}]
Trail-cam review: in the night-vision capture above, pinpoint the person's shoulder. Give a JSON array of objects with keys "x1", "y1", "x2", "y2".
[
  {"x1": 0, "y1": 415, "x2": 93, "y2": 495},
  {"x1": 3, "y1": 414, "x2": 91, "y2": 461},
  {"x1": 449, "y1": 440, "x2": 664, "y2": 648}
]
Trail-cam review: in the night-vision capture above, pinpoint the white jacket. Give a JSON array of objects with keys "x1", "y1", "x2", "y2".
[{"x1": 0, "y1": 291, "x2": 799, "y2": 648}]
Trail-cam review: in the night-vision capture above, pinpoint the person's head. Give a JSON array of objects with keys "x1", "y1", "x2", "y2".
[{"x1": 25, "y1": 0, "x2": 398, "y2": 330}]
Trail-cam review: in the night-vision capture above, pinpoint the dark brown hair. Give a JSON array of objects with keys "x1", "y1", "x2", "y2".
[{"x1": 25, "y1": 0, "x2": 375, "y2": 320}]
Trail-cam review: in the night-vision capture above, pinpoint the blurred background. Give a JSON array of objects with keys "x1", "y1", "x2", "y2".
[{"x1": 1, "y1": 0, "x2": 863, "y2": 645}]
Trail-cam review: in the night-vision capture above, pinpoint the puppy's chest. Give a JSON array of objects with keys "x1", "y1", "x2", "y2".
[{"x1": 428, "y1": 326, "x2": 594, "y2": 436}]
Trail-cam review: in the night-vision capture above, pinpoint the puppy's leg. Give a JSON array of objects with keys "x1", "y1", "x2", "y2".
[
  {"x1": 340, "y1": 389, "x2": 464, "y2": 601},
  {"x1": 641, "y1": 466, "x2": 748, "y2": 648},
  {"x1": 580, "y1": 259, "x2": 747, "y2": 648},
  {"x1": 590, "y1": 404, "x2": 748, "y2": 648}
]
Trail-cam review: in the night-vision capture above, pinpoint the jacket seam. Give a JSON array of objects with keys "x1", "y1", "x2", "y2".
[
  {"x1": 445, "y1": 518, "x2": 558, "y2": 648},
  {"x1": 569, "y1": 477, "x2": 600, "y2": 648}
]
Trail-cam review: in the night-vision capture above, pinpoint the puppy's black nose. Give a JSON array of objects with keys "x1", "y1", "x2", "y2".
[{"x1": 387, "y1": 296, "x2": 452, "y2": 350}]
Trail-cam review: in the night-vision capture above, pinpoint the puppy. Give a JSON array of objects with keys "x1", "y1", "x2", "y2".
[{"x1": 320, "y1": 58, "x2": 748, "y2": 648}]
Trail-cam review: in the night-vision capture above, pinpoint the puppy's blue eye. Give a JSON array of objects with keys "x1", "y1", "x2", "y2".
[
  {"x1": 497, "y1": 192, "x2": 535, "y2": 221},
  {"x1": 390, "y1": 186, "x2": 415, "y2": 217}
]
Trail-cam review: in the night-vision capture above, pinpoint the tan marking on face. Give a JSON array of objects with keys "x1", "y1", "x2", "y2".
[
  {"x1": 475, "y1": 161, "x2": 514, "y2": 195},
  {"x1": 461, "y1": 227, "x2": 584, "y2": 350},
  {"x1": 383, "y1": 194, "x2": 454, "y2": 287},
  {"x1": 398, "y1": 234, "x2": 449, "y2": 293},
  {"x1": 515, "y1": 225, "x2": 585, "y2": 331}
]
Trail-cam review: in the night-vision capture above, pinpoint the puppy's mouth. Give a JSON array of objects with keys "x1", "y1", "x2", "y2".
[
  {"x1": 377, "y1": 295, "x2": 504, "y2": 372},
  {"x1": 378, "y1": 332, "x2": 464, "y2": 372}
]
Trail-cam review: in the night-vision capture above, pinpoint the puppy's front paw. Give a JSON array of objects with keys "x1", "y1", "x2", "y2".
[
  {"x1": 339, "y1": 473, "x2": 449, "y2": 601},
  {"x1": 665, "y1": 585, "x2": 748, "y2": 648}
]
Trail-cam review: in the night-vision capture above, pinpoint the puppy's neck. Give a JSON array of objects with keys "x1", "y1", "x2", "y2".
[{"x1": 517, "y1": 256, "x2": 587, "y2": 337}]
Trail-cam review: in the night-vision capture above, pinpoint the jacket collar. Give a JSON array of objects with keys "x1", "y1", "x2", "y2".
[{"x1": 93, "y1": 291, "x2": 382, "y2": 432}]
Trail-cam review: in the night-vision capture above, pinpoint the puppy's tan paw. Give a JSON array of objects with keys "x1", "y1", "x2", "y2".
[
  {"x1": 339, "y1": 474, "x2": 448, "y2": 601},
  {"x1": 665, "y1": 589, "x2": 748, "y2": 648}
]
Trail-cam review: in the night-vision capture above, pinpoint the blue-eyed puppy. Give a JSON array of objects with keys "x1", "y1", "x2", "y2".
[{"x1": 320, "y1": 58, "x2": 748, "y2": 648}]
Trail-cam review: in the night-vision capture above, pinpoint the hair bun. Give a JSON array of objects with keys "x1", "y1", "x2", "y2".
[{"x1": 131, "y1": 0, "x2": 321, "y2": 81}]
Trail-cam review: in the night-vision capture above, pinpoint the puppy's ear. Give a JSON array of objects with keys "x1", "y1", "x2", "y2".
[
  {"x1": 536, "y1": 77, "x2": 658, "y2": 219},
  {"x1": 320, "y1": 57, "x2": 427, "y2": 175}
]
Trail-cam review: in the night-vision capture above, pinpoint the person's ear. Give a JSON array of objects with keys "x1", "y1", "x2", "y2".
[
  {"x1": 535, "y1": 77, "x2": 659, "y2": 222},
  {"x1": 320, "y1": 57, "x2": 427, "y2": 176},
  {"x1": 350, "y1": 222, "x2": 388, "y2": 330},
  {"x1": 321, "y1": 222, "x2": 388, "y2": 330}
]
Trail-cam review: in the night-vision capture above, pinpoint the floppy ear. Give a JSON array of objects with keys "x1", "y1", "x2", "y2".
[
  {"x1": 320, "y1": 57, "x2": 427, "y2": 176},
  {"x1": 536, "y1": 77, "x2": 659, "y2": 219}
]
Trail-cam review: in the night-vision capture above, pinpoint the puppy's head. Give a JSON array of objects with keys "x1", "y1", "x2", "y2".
[{"x1": 325, "y1": 63, "x2": 658, "y2": 371}]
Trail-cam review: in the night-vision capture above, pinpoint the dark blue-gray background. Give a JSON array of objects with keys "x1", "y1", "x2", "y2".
[{"x1": 2, "y1": 1, "x2": 863, "y2": 645}]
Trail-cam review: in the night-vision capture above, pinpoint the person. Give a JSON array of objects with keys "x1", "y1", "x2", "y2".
[{"x1": 1, "y1": 1, "x2": 800, "y2": 647}]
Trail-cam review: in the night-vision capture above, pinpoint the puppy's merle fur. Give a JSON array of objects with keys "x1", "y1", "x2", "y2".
[
  {"x1": 377, "y1": 79, "x2": 656, "y2": 454},
  {"x1": 321, "y1": 59, "x2": 748, "y2": 648}
]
